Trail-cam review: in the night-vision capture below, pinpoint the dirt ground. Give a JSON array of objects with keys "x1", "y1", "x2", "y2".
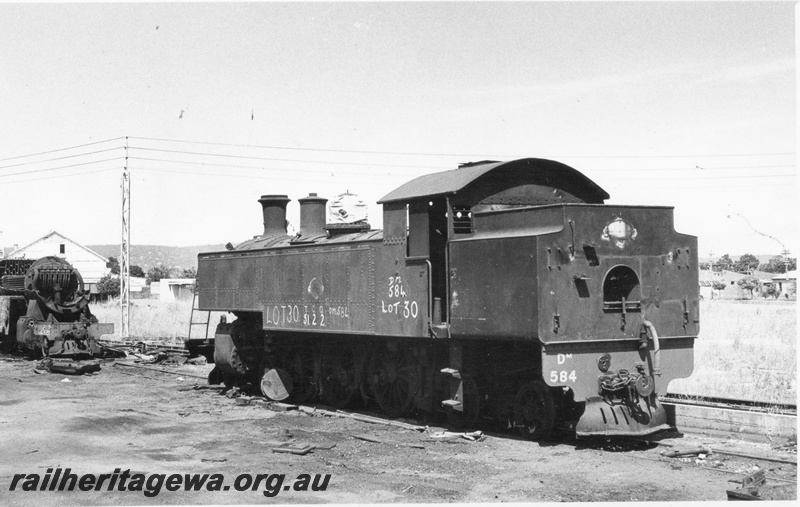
[{"x1": 1, "y1": 355, "x2": 796, "y2": 505}]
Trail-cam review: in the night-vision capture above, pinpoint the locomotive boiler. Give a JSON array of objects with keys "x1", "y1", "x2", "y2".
[
  {"x1": 197, "y1": 158, "x2": 699, "y2": 439},
  {"x1": 0, "y1": 256, "x2": 113, "y2": 372}
]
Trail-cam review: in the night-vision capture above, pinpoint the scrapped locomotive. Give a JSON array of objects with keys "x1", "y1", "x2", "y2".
[
  {"x1": 0, "y1": 256, "x2": 113, "y2": 373},
  {"x1": 198, "y1": 158, "x2": 699, "y2": 439}
]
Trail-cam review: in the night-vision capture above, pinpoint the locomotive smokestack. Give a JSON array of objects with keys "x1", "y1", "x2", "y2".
[
  {"x1": 258, "y1": 195, "x2": 291, "y2": 237},
  {"x1": 298, "y1": 193, "x2": 328, "y2": 238}
]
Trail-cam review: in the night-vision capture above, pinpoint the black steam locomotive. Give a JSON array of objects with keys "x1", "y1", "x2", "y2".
[
  {"x1": 0, "y1": 256, "x2": 113, "y2": 373},
  {"x1": 198, "y1": 158, "x2": 699, "y2": 439}
]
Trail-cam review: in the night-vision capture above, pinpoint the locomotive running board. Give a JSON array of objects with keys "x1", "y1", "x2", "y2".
[{"x1": 576, "y1": 395, "x2": 670, "y2": 437}]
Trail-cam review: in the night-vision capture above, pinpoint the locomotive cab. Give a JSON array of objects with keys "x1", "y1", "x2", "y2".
[{"x1": 381, "y1": 158, "x2": 698, "y2": 437}]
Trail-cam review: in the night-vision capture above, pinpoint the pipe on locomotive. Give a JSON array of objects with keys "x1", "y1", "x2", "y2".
[
  {"x1": 259, "y1": 195, "x2": 291, "y2": 237},
  {"x1": 642, "y1": 319, "x2": 662, "y2": 376},
  {"x1": 297, "y1": 193, "x2": 328, "y2": 239}
]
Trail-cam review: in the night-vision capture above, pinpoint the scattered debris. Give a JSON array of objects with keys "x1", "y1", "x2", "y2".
[
  {"x1": 34, "y1": 357, "x2": 101, "y2": 375},
  {"x1": 726, "y1": 469, "x2": 797, "y2": 500},
  {"x1": 186, "y1": 356, "x2": 207, "y2": 365},
  {"x1": 299, "y1": 406, "x2": 427, "y2": 432},
  {"x1": 201, "y1": 458, "x2": 228, "y2": 463},
  {"x1": 712, "y1": 448, "x2": 797, "y2": 465},
  {"x1": 163, "y1": 355, "x2": 187, "y2": 366},
  {"x1": 112, "y1": 361, "x2": 207, "y2": 380},
  {"x1": 351, "y1": 434, "x2": 425, "y2": 449},
  {"x1": 271, "y1": 402, "x2": 298, "y2": 412},
  {"x1": 61, "y1": 378, "x2": 71, "y2": 383},
  {"x1": 272, "y1": 442, "x2": 314, "y2": 456},
  {"x1": 312, "y1": 443, "x2": 337, "y2": 451},
  {"x1": 662, "y1": 446, "x2": 709, "y2": 458},
  {"x1": 426, "y1": 430, "x2": 485, "y2": 442}
]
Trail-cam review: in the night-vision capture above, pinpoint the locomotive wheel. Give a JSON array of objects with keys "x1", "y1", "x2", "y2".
[
  {"x1": 368, "y1": 345, "x2": 420, "y2": 418},
  {"x1": 445, "y1": 373, "x2": 480, "y2": 429},
  {"x1": 320, "y1": 345, "x2": 359, "y2": 409},
  {"x1": 287, "y1": 346, "x2": 318, "y2": 404},
  {"x1": 514, "y1": 381, "x2": 556, "y2": 441},
  {"x1": 208, "y1": 366, "x2": 223, "y2": 385}
]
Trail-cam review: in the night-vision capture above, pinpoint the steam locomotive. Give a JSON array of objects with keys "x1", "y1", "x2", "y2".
[
  {"x1": 197, "y1": 158, "x2": 699, "y2": 439},
  {"x1": 0, "y1": 256, "x2": 113, "y2": 373}
]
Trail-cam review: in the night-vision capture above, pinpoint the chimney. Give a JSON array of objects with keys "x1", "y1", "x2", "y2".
[
  {"x1": 298, "y1": 193, "x2": 328, "y2": 238},
  {"x1": 258, "y1": 195, "x2": 291, "y2": 237}
]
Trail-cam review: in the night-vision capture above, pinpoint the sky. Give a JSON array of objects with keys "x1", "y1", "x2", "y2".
[{"x1": 0, "y1": 1, "x2": 795, "y2": 262}]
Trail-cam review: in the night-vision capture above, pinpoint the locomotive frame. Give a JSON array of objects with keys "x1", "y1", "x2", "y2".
[
  {"x1": 0, "y1": 256, "x2": 114, "y2": 372},
  {"x1": 198, "y1": 158, "x2": 699, "y2": 439}
]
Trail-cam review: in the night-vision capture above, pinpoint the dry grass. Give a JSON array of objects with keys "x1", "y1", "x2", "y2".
[
  {"x1": 668, "y1": 300, "x2": 797, "y2": 404},
  {"x1": 91, "y1": 297, "x2": 797, "y2": 404}
]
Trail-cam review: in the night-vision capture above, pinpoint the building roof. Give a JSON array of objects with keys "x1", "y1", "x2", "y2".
[
  {"x1": 377, "y1": 158, "x2": 610, "y2": 204},
  {"x1": 771, "y1": 270, "x2": 797, "y2": 281},
  {"x1": 7, "y1": 230, "x2": 109, "y2": 263}
]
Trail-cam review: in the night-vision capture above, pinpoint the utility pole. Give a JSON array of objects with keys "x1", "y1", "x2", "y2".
[{"x1": 121, "y1": 137, "x2": 130, "y2": 339}]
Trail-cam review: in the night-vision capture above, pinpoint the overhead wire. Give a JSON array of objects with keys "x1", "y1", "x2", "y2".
[
  {"x1": 129, "y1": 135, "x2": 795, "y2": 160},
  {"x1": 0, "y1": 167, "x2": 119, "y2": 185},
  {"x1": 0, "y1": 147, "x2": 124, "y2": 171},
  {"x1": 126, "y1": 146, "x2": 449, "y2": 170},
  {"x1": 0, "y1": 137, "x2": 125, "y2": 162},
  {"x1": 129, "y1": 165, "x2": 407, "y2": 184},
  {"x1": 0, "y1": 136, "x2": 793, "y2": 186},
  {"x1": 127, "y1": 156, "x2": 439, "y2": 176},
  {"x1": 0, "y1": 156, "x2": 126, "y2": 179}
]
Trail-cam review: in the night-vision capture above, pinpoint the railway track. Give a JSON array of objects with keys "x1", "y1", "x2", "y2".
[
  {"x1": 660, "y1": 393, "x2": 797, "y2": 440},
  {"x1": 107, "y1": 358, "x2": 797, "y2": 442},
  {"x1": 662, "y1": 393, "x2": 797, "y2": 416}
]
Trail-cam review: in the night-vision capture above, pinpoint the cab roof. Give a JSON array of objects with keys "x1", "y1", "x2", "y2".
[{"x1": 378, "y1": 157, "x2": 609, "y2": 204}]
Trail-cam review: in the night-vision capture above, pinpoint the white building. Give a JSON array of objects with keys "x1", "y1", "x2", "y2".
[
  {"x1": 152, "y1": 278, "x2": 196, "y2": 302},
  {"x1": 771, "y1": 270, "x2": 797, "y2": 298},
  {"x1": 5, "y1": 231, "x2": 110, "y2": 295}
]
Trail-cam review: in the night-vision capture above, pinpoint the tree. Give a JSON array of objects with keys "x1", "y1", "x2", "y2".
[
  {"x1": 699, "y1": 261, "x2": 711, "y2": 270},
  {"x1": 96, "y1": 274, "x2": 120, "y2": 299},
  {"x1": 146, "y1": 265, "x2": 172, "y2": 284},
  {"x1": 765, "y1": 284, "x2": 780, "y2": 299},
  {"x1": 715, "y1": 254, "x2": 733, "y2": 271},
  {"x1": 106, "y1": 256, "x2": 120, "y2": 275},
  {"x1": 737, "y1": 276, "x2": 758, "y2": 299},
  {"x1": 760, "y1": 256, "x2": 797, "y2": 274},
  {"x1": 711, "y1": 281, "x2": 726, "y2": 299},
  {"x1": 130, "y1": 265, "x2": 145, "y2": 278},
  {"x1": 733, "y1": 253, "x2": 760, "y2": 273},
  {"x1": 182, "y1": 267, "x2": 197, "y2": 279}
]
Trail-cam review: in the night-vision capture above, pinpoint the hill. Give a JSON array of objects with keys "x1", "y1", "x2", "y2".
[{"x1": 88, "y1": 244, "x2": 225, "y2": 271}]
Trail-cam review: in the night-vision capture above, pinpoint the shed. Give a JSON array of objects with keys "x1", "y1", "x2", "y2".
[
  {"x1": 771, "y1": 270, "x2": 797, "y2": 297},
  {"x1": 5, "y1": 231, "x2": 110, "y2": 295},
  {"x1": 156, "y1": 278, "x2": 196, "y2": 302}
]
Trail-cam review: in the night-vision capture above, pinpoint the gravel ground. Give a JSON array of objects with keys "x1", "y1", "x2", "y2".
[{"x1": 0, "y1": 356, "x2": 795, "y2": 505}]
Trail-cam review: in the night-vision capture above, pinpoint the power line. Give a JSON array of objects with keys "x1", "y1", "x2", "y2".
[
  {"x1": 127, "y1": 146, "x2": 448, "y2": 170},
  {"x1": 0, "y1": 137, "x2": 124, "y2": 163},
  {"x1": 0, "y1": 148, "x2": 123, "y2": 171},
  {"x1": 0, "y1": 166, "x2": 118, "y2": 184},
  {"x1": 129, "y1": 136, "x2": 493, "y2": 158},
  {"x1": 128, "y1": 136, "x2": 795, "y2": 160},
  {"x1": 0, "y1": 156, "x2": 125, "y2": 179},
  {"x1": 127, "y1": 156, "x2": 432, "y2": 176},
  {"x1": 130, "y1": 165, "x2": 406, "y2": 184}
]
